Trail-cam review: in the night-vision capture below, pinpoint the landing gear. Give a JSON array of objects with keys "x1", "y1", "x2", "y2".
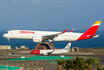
[
  {"x1": 48, "y1": 39, "x2": 53, "y2": 43},
  {"x1": 48, "y1": 39, "x2": 54, "y2": 45},
  {"x1": 49, "y1": 54, "x2": 52, "y2": 56},
  {"x1": 7, "y1": 38, "x2": 10, "y2": 43}
]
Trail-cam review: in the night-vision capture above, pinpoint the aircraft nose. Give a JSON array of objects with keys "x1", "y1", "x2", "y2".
[
  {"x1": 3, "y1": 34, "x2": 6, "y2": 37},
  {"x1": 3, "y1": 34, "x2": 7, "y2": 38},
  {"x1": 30, "y1": 51, "x2": 33, "y2": 54}
]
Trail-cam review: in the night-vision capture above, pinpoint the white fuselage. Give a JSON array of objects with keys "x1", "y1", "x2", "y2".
[
  {"x1": 30, "y1": 49, "x2": 70, "y2": 55},
  {"x1": 3, "y1": 30, "x2": 83, "y2": 42},
  {"x1": 40, "y1": 49, "x2": 69, "y2": 54}
]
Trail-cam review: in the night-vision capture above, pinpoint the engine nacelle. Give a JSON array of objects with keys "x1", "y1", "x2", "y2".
[
  {"x1": 33, "y1": 36, "x2": 43, "y2": 42},
  {"x1": 43, "y1": 53, "x2": 48, "y2": 55}
]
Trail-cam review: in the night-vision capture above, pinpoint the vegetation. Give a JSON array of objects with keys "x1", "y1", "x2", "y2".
[
  {"x1": 85, "y1": 57, "x2": 101, "y2": 70},
  {"x1": 97, "y1": 67, "x2": 104, "y2": 70},
  {"x1": 65, "y1": 57, "x2": 85, "y2": 70},
  {"x1": 57, "y1": 59, "x2": 66, "y2": 70},
  {"x1": 79, "y1": 46, "x2": 104, "y2": 54},
  {"x1": 57, "y1": 57, "x2": 101, "y2": 70}
]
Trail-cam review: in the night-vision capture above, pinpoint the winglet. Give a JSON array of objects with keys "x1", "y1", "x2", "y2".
[
  {"x1": 70, "y1": 29, "x2": 74, "y2": 32},
  {"x1": 62, "y1": 29, "x2": 68, "y2": 33},
  {"x1": 69, "y1": 42, "x2": 72, "y2": 43}
]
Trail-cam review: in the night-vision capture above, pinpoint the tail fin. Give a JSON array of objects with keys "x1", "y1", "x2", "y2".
[
  {"x1": 77, "y1": 21, "x2": 101, "y2": 40},
  {"x1": 63, "y1": 42, "x2": 71, "y2": 50}
]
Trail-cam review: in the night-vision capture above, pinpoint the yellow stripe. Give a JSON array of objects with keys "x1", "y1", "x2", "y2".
[{"x1": 93, "y1": 21, "x2": 101, "y2": 26}]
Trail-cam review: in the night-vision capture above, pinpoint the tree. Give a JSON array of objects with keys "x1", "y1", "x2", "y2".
[
  {"x1": 57, "y1": 57, "x2": 101, "y2": 70},
  {"x1": 65, "y1": 56, "x2": 86, "y2": 70},
  {"x1": 85, "y1": 57, "x2": 101, "y2": 70},
  {"x1": 97, "y1": 67, "x2": 104, "y2": 70},
  {"x1": 57, "y1": 59, "x2": 66, "y2": 70},
  {"x1": 65, "y1": 59, "x2": 73, "y2": 70}
]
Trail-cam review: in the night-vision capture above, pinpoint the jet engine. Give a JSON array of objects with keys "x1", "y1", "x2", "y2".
[
  {"x1": 43, "y1": 53, "x2": 48, "y2": 55},
  {"x1": 33, "y1": 36, "x2": 43, "y2": 42}
]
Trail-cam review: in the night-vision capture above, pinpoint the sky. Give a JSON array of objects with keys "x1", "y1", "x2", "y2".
[{"x1": 0, "y1": 0, "x2": 104, "y2": 31}]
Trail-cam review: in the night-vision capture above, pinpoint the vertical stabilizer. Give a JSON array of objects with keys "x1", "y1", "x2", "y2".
[
  {"x1": 63, "y1": 42, "x2": 71, "y2": 50},
  {"x1": 77, "y1": 21, "x2": 101, "y2": 40}
]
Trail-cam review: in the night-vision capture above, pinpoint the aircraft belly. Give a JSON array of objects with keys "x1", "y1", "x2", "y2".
[
  {"x1": 52, "y1": 50, "x2": 64, "y2": 54},
  {"x1": 8, "y1": 34, "x2": 32, "y2": 39},
  {"x1": 54, "y1": 36, "x2": 79, "y2": 41}
]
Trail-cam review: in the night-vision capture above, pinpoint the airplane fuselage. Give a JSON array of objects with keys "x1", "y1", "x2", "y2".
[
  {"x1": 3, "y1": 30, "x2": 82, "y2": 42},
  {"x1": 30, "y1": 49, "x2": 70, "y2": 55}
]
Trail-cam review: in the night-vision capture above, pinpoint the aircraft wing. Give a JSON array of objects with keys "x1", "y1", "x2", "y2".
[
  {"x1": 45, "y1": 49, "x2": 55, "y2": 55},
  {"x1": 42, "y1": 29, "x2": 68, "y2": 41}
]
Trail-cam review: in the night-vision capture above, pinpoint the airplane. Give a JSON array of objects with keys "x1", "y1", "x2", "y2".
[
  {"x1": 3, "y1": 21, "x2": 101, "y2": 43},
  {"x1": 30, "y1": 42, "x2": 72, "y2": 55}
]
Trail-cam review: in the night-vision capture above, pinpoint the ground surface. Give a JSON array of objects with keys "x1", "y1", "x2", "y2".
[{"x1": 0, "y1": 50, "x2": 104, "y2": 70}]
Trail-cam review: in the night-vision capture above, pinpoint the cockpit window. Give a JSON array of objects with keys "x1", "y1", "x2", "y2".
[{"x1": 6, "y1": 32, "x2": 8, "y2": 34}]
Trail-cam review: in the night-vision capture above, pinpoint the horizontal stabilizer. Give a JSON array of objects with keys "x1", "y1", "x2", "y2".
[{"x1": 92, "y1": 34, "x2": 100, "y2": 38}]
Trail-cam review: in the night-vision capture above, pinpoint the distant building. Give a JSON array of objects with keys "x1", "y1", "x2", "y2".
[
  {"x1": 13, "y1": 46, "x2": 19, "y2": 49},
  {"x1": 20, "y1": 46, "x2": 28, "y2": 50},
  {"x1": 25, "y1": 47, "x2": 28, "y2": 50},
  {"x1": 72, "y1": 47, "x2": 79, "y2": 52},
  {"x1": 0, "y1": 45, "x2": 11, "y2": 49},
  {"x1": 20, "y1": 46, "x2": 25, "y2": 49}
]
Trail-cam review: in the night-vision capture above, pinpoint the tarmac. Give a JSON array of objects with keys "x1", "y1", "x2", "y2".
[
  {"x1": 0, "y1": 54, "x2": 73, "y2": 70},
  {"x1": 0, "y1": 51, "x2": 104, "y2": 70},
  {"x1": 0, "y1": 56, "x2": 60, "y2": 70},
  {"x1": 0, "y1": 65, "x2": 21, "y2": 70},
  {"x1": 5, "y1": 56, "x2": 72, "y2": 61}
]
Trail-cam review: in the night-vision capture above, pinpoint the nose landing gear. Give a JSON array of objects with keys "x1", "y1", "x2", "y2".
[{"x1": 7, "y1": 38, "x2": 10, "y2": 43}]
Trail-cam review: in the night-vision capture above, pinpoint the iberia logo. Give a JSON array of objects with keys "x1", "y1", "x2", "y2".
[{"x1": 19, "y1": 31, "x2": 35, "y2": 34}]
